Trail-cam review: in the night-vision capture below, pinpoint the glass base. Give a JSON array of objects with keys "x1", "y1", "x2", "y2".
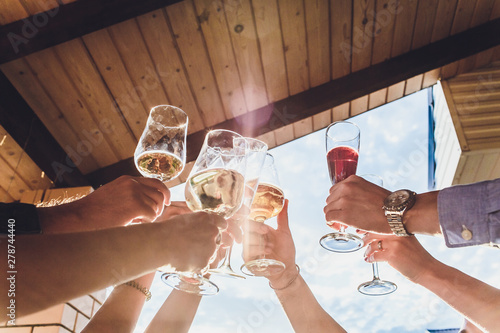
[
  {"x1": 319, "y1": 232, "x2": 364, "y2": 253},
  {"x1": 240, "y1": 259, "x2": 286, "y2": 277},
  {"x1": 357, "y1": 279, "x2": 397, "y2": 296},
  {"x1": 161, "y1": 272, "x2": 219, "y2": 296},
  {"x1": 209, "y1": 266, "x2": 246, "y2": 279}
]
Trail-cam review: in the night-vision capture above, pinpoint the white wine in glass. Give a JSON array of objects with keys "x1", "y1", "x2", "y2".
[
  {"x1": 209, "y1": 138, "x2": 268, "y2": 279},
  {"x1": 134, "y1": 105, "x2": 188, "y2": 182},
  {"x1": 162, "y1": 129, "x2": 248, "y2": 296},
  {"x1": 185, "y1": 168, "x2": 245, "y2": 217}
]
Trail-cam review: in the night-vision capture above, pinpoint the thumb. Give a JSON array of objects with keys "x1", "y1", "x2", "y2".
[{"x1": 276, "y1": 199, "x2": 290, "y2": 233}]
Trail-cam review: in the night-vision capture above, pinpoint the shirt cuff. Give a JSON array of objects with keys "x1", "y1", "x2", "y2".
[{"x1": 438, "y1": 181, "x2": 490, "y2": 248}]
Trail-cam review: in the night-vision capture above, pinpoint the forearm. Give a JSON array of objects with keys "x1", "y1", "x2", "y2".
[
  {"x1": 2, "y1": 223, "x2": 168, "y2": 318},
  {"x1": 404, "y1": 191, "x2": 441, "y2": 236},
  {"x1": 416, "y1": 261, "x2": 500, "y2": 332},
  {"x1": 145, "y1": 289, "x2": 202, "y2": 333},
  {"x1": 37, "y1": 203, "x2": 83, "y2": 234},
  {"x1": 273, "y1": 275, "x2": 346, "y2": 333},
  {"x1": 82, "y1": 273, "x2": 155, "y2": 333}
]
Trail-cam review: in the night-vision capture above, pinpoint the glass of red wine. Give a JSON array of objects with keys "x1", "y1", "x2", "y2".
[{"x1": 320, "y1": 121, "x2": 364, "y2": 253}]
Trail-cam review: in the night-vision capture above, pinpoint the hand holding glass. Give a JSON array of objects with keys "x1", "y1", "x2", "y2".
[
  {"x1": 241, "y1": 153, "x2": 286, "y2": 277},
  {"x1": 161, "y1": 129, "x2": 247, "y2": 295},
  {"x1": 320, "y1": 121, "x2": 364, "y2": 253},
  {"x1": 209, "y1": 138, "x2": 268, "y2": 279}
]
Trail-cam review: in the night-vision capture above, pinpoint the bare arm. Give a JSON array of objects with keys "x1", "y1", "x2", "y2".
[
  {"x1": 37, "y1": 175, "x2": 171, "y2": 234},
  {"x1": 0, "y1": 211, "x2": 225, "y2": 319},
  {"x1": 82, "y1": 273, "x2": 155, "y2": 333},
  {"x1": 145, "y1": 290, "x2": 202, "y2": 333},
  {"x1": 244, "y1": 200, "x2": 346, "y2": 332},
  {"x1": 364, "y1": 234, "x2": 500, "y2": 332},
  {"x1": 271, "y1": 273, "x2": 345, "y2": 332}
]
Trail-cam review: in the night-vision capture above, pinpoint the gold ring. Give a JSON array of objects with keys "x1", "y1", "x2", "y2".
[{"x1": 377, "y1": 240, "x2": 383, "y2": 250}]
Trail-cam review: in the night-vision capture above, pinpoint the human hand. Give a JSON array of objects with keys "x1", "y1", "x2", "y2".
[
  {"x1": 324, "y1": 175, "x2": 391, "y2": 234},
  {"x1": 38, "y1": 175, "x2": 171, "y2": 234},
  {"x1": 159, "y1": 211, "x2": 227, "y2": 273},
  {"x1": 156, "y1": 201, "x2": 192, "y2": 221},
  {"x1": 362, "y1": 233, "x2": 438, "y2": 284},
  {"x1": 242, "y1": 200, "x2": 296, "y2": 284}
]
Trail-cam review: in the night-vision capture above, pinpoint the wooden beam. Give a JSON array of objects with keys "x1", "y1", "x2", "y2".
[
  {"x1": 0, "y1": 0, "x2": 183, "y2": 65},
  {"x1": 0, "y1": 70, "x2": 89, "y2": 187},
  {"x1": 86, "y1": 17, "x2": 500, "y2": 187}
]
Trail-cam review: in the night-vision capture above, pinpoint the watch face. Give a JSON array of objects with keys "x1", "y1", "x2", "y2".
[{"x1": 384, "y1": 190, "x2": 411, "y2": 207}]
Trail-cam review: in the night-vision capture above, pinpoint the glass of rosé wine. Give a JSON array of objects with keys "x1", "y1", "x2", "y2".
[
  {"x1": 319, "y1": 121, "x2": 364, "y2": 253},
  {"x1": 241, "y1": 153, "x2": 286, "y2": 277}
]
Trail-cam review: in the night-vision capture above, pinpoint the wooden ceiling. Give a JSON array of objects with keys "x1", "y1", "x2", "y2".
[{"x1": 1, "y1": 0, "x2": 500, "y2": 202}]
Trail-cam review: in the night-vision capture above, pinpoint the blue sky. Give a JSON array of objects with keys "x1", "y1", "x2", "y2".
[{"x1": 133, "y1": 89, "x2": 500, "y2": 332}]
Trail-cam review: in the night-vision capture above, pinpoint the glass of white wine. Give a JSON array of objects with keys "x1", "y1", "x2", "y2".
[
  {"x1": 209, "y1": 137, "x2": 268, "y2": 279},
  {"x1": 134, "y1": 105, "x2": 188, "y2": 182},
  {"x1": 161, "y1": 129, "x2": 248, "y2": 295},
  {"x1": 241, "y1": 153, "x2": 286, "y2": 277}
]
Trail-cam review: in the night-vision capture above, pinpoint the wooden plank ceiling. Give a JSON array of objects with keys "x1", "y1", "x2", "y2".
[{"x1": 1, "y1": 0, "x2": 500, "y2": 202}]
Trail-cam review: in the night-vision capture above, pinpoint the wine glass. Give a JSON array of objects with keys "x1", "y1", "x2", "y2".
[
  {"x1": 320, "y1": 121, "x2": 364, "y2": 253},
  {"x1": 161, "y1": 129, "x2": 248, "y2": 295},
  {"x1": 209, "y1": 138, "x2": 268, "y2": 279},
  {"x1": 134, "y1": 105, "x2": 188, "y2": 182},
  {"x1": 241, "y1": 153, "x2": 286, "y2": 277},
  {"x1": 357, "y1": 174, "x2": 397, "y2": 296}
]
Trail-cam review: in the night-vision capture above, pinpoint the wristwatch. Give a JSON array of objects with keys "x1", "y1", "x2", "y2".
[{"x1": 382, "y1": 189, "x2": 416, "y2": 237}]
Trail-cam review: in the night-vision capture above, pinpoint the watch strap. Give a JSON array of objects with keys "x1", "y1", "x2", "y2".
[{"x1": 385, "y1": 212, "x2": 413, "y2": 237}]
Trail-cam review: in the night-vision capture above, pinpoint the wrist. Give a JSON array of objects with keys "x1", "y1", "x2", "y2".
[
  {"x1": 411, "y1": 258, "x2": 449, "y2": 287},
  {"x1": 37, "y1": 202, "x2": 81, "y2": 234},
  {"x1": 268, "y1": 264, "x2": 299, "y2": 290},
  {"x1": 404, "y1": 191, "x2": 440, "y2": 236}
]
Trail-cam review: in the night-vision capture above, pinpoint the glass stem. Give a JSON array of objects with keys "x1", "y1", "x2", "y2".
[
  {"x1": 218, "y1": 246, "x2": 232, "y2": 268},
  {"x1": 371, "y1": 262, "x2": 381, "y2": 281}
]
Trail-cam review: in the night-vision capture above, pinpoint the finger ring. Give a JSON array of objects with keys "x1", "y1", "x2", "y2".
[{"x1": 377, "y1": 240, "x2": 383, "y2": 250}]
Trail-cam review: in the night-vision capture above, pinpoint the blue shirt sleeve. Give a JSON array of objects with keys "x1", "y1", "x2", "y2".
[{"x1": 438, "y1": 178, "x2": 500, "y2": 248}]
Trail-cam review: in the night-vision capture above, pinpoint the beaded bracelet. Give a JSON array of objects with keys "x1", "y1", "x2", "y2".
[
  {"x1": 123, "y1": 280, "x2": 152, "y2": 301},
  {"x1": 269, "y1": 264, "x2": 300, "y2": 291}
]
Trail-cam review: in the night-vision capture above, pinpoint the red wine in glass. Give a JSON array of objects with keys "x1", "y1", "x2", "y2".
[
  {"x1": 320, "y1": 121, "x2": 364, "y2": 253},
  {"x1": 327, "y1": 146, "x2": 359, "y2": 184}
]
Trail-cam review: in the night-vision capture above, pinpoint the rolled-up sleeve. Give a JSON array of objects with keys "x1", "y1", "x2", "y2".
[{"x1": 438, "y1": 178, "x2": 500, "y2": 248}]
